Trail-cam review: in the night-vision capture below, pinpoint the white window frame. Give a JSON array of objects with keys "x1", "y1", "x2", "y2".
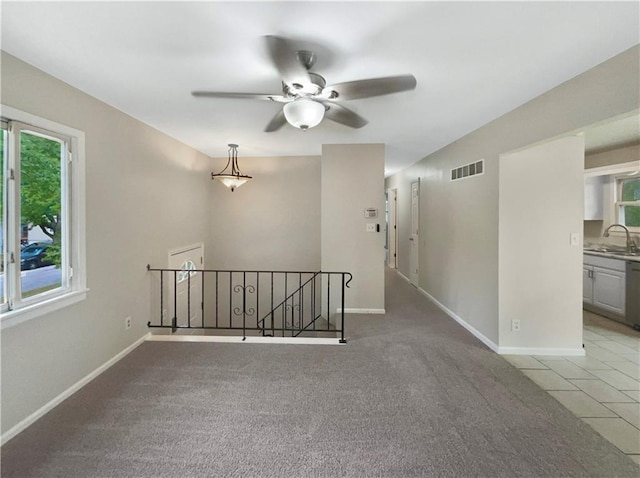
[
  {"x1": 614, "y1": 173, "x2": 640, "y2": 234},
  {"x1": 0, "y1": 105, "x2": 87, "y2": 329}
]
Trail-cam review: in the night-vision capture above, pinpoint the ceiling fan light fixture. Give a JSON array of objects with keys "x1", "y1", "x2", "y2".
[
  {"x1": 211, "y1": 144, "x2": 252, "y2": 192},
  {"x1": 283, "y1": 98, "x2": 325, "y2": 130},
  {"x1": 192, "y1": 36, "x2": 416, "y2": 132}
]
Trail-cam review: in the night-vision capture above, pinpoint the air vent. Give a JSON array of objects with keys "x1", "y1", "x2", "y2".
[{"x1": 451, "y1": 160, "x2": 484, "y2": 181}]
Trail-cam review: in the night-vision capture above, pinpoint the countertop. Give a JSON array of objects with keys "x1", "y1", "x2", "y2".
[{"x1": 583, "y1": 249, "x2": 640, "y2": 263}]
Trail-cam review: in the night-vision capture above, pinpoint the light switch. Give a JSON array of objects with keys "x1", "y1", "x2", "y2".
[
  {"x1": 366, "y1": 223, "x2": 376, "y2": 232},
  {"x1": 570, "y1": 232, "x2": 580, "y2": 246}
]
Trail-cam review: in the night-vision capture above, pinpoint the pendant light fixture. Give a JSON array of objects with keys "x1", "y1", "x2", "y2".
[{"x1": 211, "y1": 144, "x2": 252, "y2": 192}]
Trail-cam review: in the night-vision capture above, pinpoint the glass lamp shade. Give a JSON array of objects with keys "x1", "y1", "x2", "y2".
[
  {"x1": 214, "y1": 174, "x2": 251, "y2": 192},
  {"x1": 283, "y1": 98, "x2": 325, "y2": 130}
]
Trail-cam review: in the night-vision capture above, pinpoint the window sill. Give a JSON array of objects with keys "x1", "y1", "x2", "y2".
[{"x1": 0, "y1": 289, "x2": 89, "y2": 330}]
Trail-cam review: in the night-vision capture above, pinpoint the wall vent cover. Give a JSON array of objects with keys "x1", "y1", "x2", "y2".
[{"x1": 451, "y1": 160, "x2": 484, "y2": 181}]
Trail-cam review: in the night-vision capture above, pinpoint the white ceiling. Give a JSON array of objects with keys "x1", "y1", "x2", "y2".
[{"x1": 2, "y1": 1, "x2": 639, "y2": 176}]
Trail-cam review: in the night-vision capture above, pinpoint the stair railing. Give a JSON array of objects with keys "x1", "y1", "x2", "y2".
[{"x1": 146, "y1": 266, "x2": 351, "y2": 343}]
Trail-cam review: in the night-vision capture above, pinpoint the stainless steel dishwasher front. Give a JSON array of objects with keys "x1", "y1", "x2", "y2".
[{"x1": 625, "y1": 261, "x2": 640, "y2": 330}]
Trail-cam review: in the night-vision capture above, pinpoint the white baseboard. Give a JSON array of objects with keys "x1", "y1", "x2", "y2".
[
  {"x1": 396, "y1": 270, "x2": 411, "y2": 283},
  {"x1": 497, "y1": 346, "x2": 585, "y2": 356},
  {"x1": 416, "y1": 287, "x2": 585, "y2": 357},
  {"x1": 1, "y1": 333, "x2": 150, "y2": 446},
  {"x1": 146, "y1": 335, "x2": 343, "y2": 345},
  {"x1": 336, "y1": 308, "x2": 386, "y2": 314},
  {"x1": 417, "y1": 287, "x2": 499, "y2": 353}
]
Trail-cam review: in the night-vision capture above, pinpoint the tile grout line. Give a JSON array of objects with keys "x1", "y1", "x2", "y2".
[{"x1": 510, "y1": 313, "x2": 640, "y2": 459}]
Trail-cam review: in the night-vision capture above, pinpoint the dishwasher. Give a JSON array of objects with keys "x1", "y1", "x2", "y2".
[{"x1": 626, "y1": 261, "x2": 640, "y2": 330}]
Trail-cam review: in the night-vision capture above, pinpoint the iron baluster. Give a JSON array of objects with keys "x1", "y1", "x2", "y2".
[
  {"x1": 160, "y1": 270, "x2": 164, "y2": 327},
  {"x1": 215, "y1": 271, "x2": 219, "y2": 328},
  {"x1": 173, "y1": 270, "x2": 177, "y2": 333},
  {"x1": 327, "y1": 273, "x2": 331, "y2": 332},
  {"x1": 256, "y1": 272, "x2": 260, "y2": 334},
  {"x1": 201, "y1": 270, "x2": 205, "y2": 327},
  {"x1": 314, "y1": 277, "x2": 319, "y2": 328},
  {"x1": 299, "y1": 273, "x2": 302, "y2": 331},
  {"x1": 340, "y1": 273, "x2": 346, "y2": 343},
  {"x1": 281, "y1": 301, "x2": 286, "y2": 338}
]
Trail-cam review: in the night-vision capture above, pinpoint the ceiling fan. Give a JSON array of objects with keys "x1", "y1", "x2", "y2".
[{"x1": 192, "y1": 36, "x2": 417, "y2": 132}]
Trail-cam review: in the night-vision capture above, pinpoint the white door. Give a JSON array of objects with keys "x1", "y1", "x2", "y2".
[
  {"x1": 168, "y1": 243, "x2": 204, "y2": 329},
  {"x1": 410, "y1": 181, "x2": 419, "y2": 285},
  {"x1": 388, "y1": 188, "x2": 398, "y2": 268}
]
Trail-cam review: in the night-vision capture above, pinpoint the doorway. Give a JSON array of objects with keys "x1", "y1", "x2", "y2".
[
  {"x1": 168, "y1": 243, "x2": 204, "y2": 330},
  {"x1": 410, "y1": 180, "x2": 419, "y2": 286},
  {"x1": 387, "y1": 188, "x2": 398, "y2": 268}
]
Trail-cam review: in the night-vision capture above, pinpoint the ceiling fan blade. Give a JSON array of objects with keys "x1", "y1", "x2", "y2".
[
  {"x1": 322, "y1": 102, "x2": 368, "y2": 129},
  {"x1": 264, "y1": 35, "x2": 311, "y2": 86},
  {"x1": 325, "y1": 75, "x2": 417, "y2": 100},
  {"x1": 192, "y1": 91, "x2": 288, "y2": 102},
  {"x1": 264, "y1": 109, "x2": 287, "y2": 132}
]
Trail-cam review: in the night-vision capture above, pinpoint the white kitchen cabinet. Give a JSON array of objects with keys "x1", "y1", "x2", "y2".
[
  {"x1": 583, "y1": 266, "x2": 594, "y2": 304},
  {"x1": 583, "y1": 254, "x2": 626, "y2": 316},
  {"x1": 584, "y1": 175, "x2": 605, "y2": 220},
  {"x1": 592, "y1": 268, "x2": 626, "y2": 315}
]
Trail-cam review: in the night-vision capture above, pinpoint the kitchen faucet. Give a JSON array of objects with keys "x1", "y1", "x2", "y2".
[{"x1": 603, "y1": 223, "x2": 638, "y2": 253}]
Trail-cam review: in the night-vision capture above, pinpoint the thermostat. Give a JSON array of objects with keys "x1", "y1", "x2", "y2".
[{"x1": 364, "y1": 208, "x2": 378, "y2": 218}]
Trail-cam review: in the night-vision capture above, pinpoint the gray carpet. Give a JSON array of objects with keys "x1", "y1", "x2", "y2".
[{"x1": 2, "y1": 269, "x2": 638, "y2": 477}]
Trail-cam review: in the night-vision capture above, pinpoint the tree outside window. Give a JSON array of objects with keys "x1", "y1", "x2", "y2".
[
  {"x1": 617, "y1": 176, "x2": 640, "y2": 229},
  {"x1": 2, "y1": 121, "x2": 67, "y2": 309},
  {"x1": 1, "y1": 108, "x2": 85, "y2": 323},
  {"x1": 20, "y1": 131, "x2": 63, "y2": 267}
]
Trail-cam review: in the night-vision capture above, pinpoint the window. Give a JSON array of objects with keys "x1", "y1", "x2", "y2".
[
  {"x1": 1, "y1": 106, "x2": 86, "y2": 327},
  {"x1": 615, "y1": 175, "x2": 640, "y2": 231}
]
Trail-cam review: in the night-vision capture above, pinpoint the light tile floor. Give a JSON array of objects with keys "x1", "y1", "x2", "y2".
[{"x1": 504, "y1": 310, "x2": 640, "y2": 466}]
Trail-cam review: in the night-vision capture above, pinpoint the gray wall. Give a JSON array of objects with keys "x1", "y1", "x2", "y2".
[
  {"x1": 585, "y1": 144, "x2": 640, "y2": 170},
  {"x1": 499, "y1": 136, "x2": 585, "y2": 352},
  {"x1": 208, "y1": 155, "x2": 321, "y2": 271},
  {"x1": 1, "y1": 52, "x2": 211, "y2": 434},
  {"x1": 322, "y1": 144, "x2": 386, "y2": 311},
  {"x1": 386, "y1": 45, "x2": 640, "y2": 347}
]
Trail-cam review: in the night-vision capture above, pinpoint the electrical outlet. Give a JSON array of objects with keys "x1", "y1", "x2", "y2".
[
  {"x1": 511, "y1": 319, "x2": 520, "y2": 332},
  {"x1": 125, "y1": 316, "x2": 132, "y2": 330},
  {"x1": 366, "y1": 223, "x2": 376, "y2": 232}
]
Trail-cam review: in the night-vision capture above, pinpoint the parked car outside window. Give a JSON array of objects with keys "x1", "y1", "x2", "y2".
[{"x1": 20, "y1": 243, "x2": 54, "y2": 270}]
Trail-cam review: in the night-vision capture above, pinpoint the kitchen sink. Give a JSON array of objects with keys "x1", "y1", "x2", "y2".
[{"x1": 584, "y1": 247, "x2": 623, "y2": 253}]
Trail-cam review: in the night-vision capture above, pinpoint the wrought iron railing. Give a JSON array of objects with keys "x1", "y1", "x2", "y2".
[{"x1": 146, "y1": 266, "x2": 352, "y2": 343}]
